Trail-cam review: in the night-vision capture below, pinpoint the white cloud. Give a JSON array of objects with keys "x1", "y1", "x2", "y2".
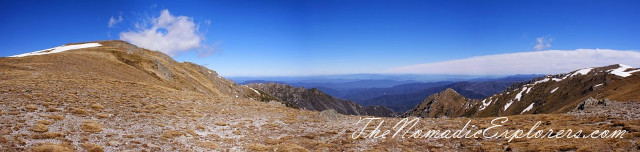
[
  {"x1": 108, "y1": 15, "x2": 123, "y2": 28},
  {"x1": 120, "y1": 9, "x2": 202, "y2": 56},
  {"x1": 534, "y1": 36, "x2": 553, "y2": 50},
  {"x1": 387, "y1": 49, "x2": 640, "y2": 75}
]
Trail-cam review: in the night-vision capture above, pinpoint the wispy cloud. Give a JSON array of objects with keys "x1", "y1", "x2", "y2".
[
  {"x1": 119, "y1": 9, "x2": 202, "y2": 56},
  {"x1": 198, "y1": 41, "x2": 222, "y2": 57},
  {"x1": 534, "y1": 36, "x2": 553, "y2": 50},
  {"x1": 108, "y1": 15, "x2": 123, "y2": 28},
  {"x1": 387, "y1": 49, "x2": 640, "y2": 75}
]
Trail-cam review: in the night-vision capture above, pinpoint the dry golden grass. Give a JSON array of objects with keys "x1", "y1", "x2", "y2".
[
  {"x1": 46, "y1": 107, "x2": 59, "y2": 112},
  {"x1": 25, "y1": 104, "x2": 38, "y2": 111},
  {"x1": 277, "y1": 143, "x2": 310, "y2": 152},
  {"x1": 81, "y1": 143, "x2": 104, "y2": 152},
  {"x1": 31, "y1": 132, "x2": 64, "y2": 139},
  {"x1": 69, "y1": 107, "x2": 88, "y2": 115},
  {"x1": 214, "y1": 122, "x2": 228, "y2": 126},
  {"x1": 185, "y1": 129, "x2": 198, "y2": 137},
  {"x1": 162, "y1": 130, "x2": 185, "y2": 139},
  {"x1": 197, "y1": 141, "x2": 219, "y2": 149},
  {"x1": 80, "y1": 121, "x2": 103, "y2": 133},
  {"x1": 245, "y1": 143, "x2": 272, "y2": 151},
  {"x1": 95, "y1": 113, "x2": 109, "y2": 118},
  {"x1": 37, "y1": 119, "x2": 54, "y2": 125},
  {"x1": 31, "y1": 143, "x2": 72, "y2": 152},
  {"x1": 90, "y1": 104, "x2": 104, "y2": 110},
  {"x1": 45, "y1": 114, "x2": 65, "y2": 120},
  {"x1": 30, "y1": 124, "x2": 48, "y2": 132}
]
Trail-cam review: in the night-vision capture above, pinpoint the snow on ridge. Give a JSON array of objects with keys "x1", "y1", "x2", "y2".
[
  {"x1": 249, "y1": 87, "x2": 260, "y2": 95},
  {"x1": 520, "y1": 103, "x2": 534, "y2": 114},
  {"x1": 9, "y1": 43, "x2": 102, "y2": 57},
  {"x1": 550, "y1": 87, "x2": 559, "y2": 93},
  {"x1": 533, "y1": 77, "x2": 563, "y2": 85},
  {"x1": 569, "y1": 68, "x2": 593, "y2": 77},
  {"x1": 610, "y1": 64, "x2": 640, "y2": 78},
  {"x1": 534, "y1": 78, "x2": 551, "y2": 84}
]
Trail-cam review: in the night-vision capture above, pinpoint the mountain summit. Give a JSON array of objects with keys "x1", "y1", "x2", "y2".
[
  {"x1": 3, "y1": 40, "x2": 260, "y2": 98},
  {"x1": 403, "y1": 88, "x2": 477, "y2": 118}
]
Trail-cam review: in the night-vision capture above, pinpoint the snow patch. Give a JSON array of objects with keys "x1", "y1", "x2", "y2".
[
  {"x1": 550, "y1": 87, "x2": 559, "y2": 93},
  {"x1": 520, "y1": 103, "x2": 534, "y2": 114},
  {"x1": 10, "y1": 43, "x2": 102, "y2": 57},
  {"x1": 594, "y1": 83, "x2": 603, "y2": 87},
  {"x1": 514, "y1": 87, "x2": 527, "y2": 101},
  {"x1": 610, "y1": 64, "x2": 640, "y2": 78},
  {"x1": 479, "y1": 98, "x2": 493, "y2": 111},
  {"x1": 249, "y1": 87, "x2": 260, "y2": 95},
  {"x1": 503, "y1": 100, "x2": 514, "y2": 111}
]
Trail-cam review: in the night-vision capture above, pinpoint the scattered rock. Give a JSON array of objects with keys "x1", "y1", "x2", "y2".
[
  {"x1": 575, "y1": 97, "x2": 609, "y2": 111},
  {"x1": 107, "y1": 141, "x2": 121, "y2": 147},
  {"x1": 319, "y1": 109, "x2": 339, "y2": 121},
  {"x1": 267, "y1": 100, "x2": 285, "y2": 107}
]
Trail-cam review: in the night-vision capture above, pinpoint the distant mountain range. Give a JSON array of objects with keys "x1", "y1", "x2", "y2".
[
  {"x1": 246, "y1": 83, "x2": 397, "y2": 117},
  {"x1": 357, "y1": 80, "x2": 523, "y2": 113},
  {"x1": 238, "y1": 74, "x2": 540, "y2": 113}
]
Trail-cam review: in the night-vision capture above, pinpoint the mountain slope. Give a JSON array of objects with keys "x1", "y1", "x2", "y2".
[
  {"x1": 475, "y1": 64, "x2": 640, "y2": 117},
  {"x1": 245, "y1": 83, "x2": 398, "y2": 117},
  {"x1": 403, "y1": 64, "x2": 640, "y2": 118}
]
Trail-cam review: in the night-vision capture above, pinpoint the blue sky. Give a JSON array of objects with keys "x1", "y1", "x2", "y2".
[{"x1": 1, "y1": 0, "x2": 639, "y2": 76}]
